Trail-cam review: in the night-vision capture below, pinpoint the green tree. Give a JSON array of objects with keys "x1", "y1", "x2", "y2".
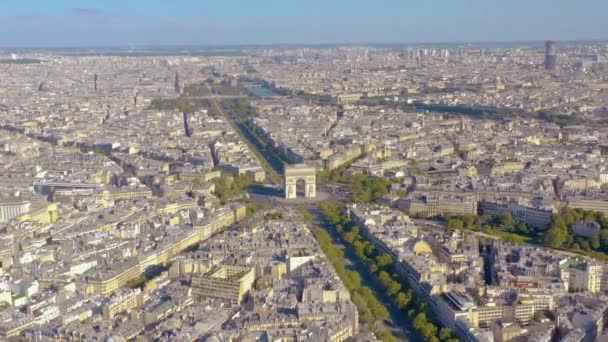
[
  {"x1": 344, "y1": 230, "x2": 359, "y2": 244},
  {"x1": 439, "y1": 327, "x2": 454, "y2": 341},
  {"x1": 600, "y1": 230, "x2": 608, "y2": 252},
  {"x1": 365, "y1": 244, "x2": 376, "y2": 257},
  {"x1": 346, "y1": 270, "x2": 362, "y2": 289},
  {"x1": 545, "y1": 215, "x2": 569, "y2": 248},
  {"x1": 395, "y1": 291, "x2": 412, "y2": 309},
  {"x1": 376, "y1": 254, "x2": 393, "y2": 268},
  {"x1": 363, "y1": 294, "x2": 389, "y2": 320},
  {"x1": 578, "y1": 239, "x2": 591, "y2": 251},
  {"x1": 378, "y1": 271, "x2": 393, "y2": 288},
  {"x1": 413, "y1": 312, "x2": 427, "y2": 330},
  {"x1": 317, "y1": 169, "x2": 331, "y2": 182},
  {"x1": 447, "y1": 218, "x2": 464, "y2": 230},
  {"x1": 498, "y1": 213, "x2": 515, "y2": 230},
  {"x1": 396, "y1": 189, "x2": 408, "y2": 198},
  {"x1": 462, "y1": 214, "x2": 476, "y2": 230},
  {"x1": 376, "y1": 330, "x2": 397, "y2": 342},
  {"x1": 352, "y1": 292, "x2": 373, "y2": 325},
  {"x1": 591, "y1": 233, "x2": 601, "y2": 250},
  {"x1": 407, "y1": 309, "x2": 416, "y2": 318},
  {"x1": 516, "y1": 223, "x2": 529, "y2": 234},
  {"x1": 562, "y1": 208, "x2": 577, "y2": 226},
  {"x1": 387, "y1": 281, "x2": 402, "y2": 296},
  {"x1": 353, "y1": 241, "x2": 368, "y2": 259},
  {"x1": 597, "y1": 212, "x2": 608, "y2": 229},
  {"x1": 420, "y1": 322, "x2": 438, "y2": 339},
  {"x1": 584, "y1": 210, "x2": 596, "y2": 222}
]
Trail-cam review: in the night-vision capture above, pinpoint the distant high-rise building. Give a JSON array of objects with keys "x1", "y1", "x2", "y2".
[
  {"x1": 94, "y1": 74, "x2": 98, "y2": 90},
  {"x1": 545, "y1": 41, "x2": 558, "y2": 70},
  {"x1": 495, "y1": 74, "x2": 505, "y2": 91},
  {"x1": 183, "y1": 112, "x2": 192, "y2": 137},
  {"x1": 174, "y1": 71, "x2": 180, "y2": 93},
  {"x1": 593, "y1": 53, "x2": 601, "y2": 63}
]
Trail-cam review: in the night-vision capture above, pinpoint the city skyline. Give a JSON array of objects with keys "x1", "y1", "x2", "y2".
[
  {"x1": 1, "y1": 0, "x2": 607, "y2": 47},
  {"x1": 2, "y1": 2, "x2": 608, "y2": 341}
]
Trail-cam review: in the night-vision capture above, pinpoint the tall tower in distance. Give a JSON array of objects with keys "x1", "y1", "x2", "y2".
[
  {"x1": 495, "y1": 74, "x2": 505, "y2": 91},
  {"x1": 545, "y1": 41, "x2": 558, "y2": 70},
  {"x1": 174, "y1": 71, "x2": 180, "y2": 94},
  {"x1": 183, "y1": 112, "x2": 191, "y2": 137},
  {"x1": 593, "y1": 53, "x2": 601, "y2": 63},
  {"x1": 94, "y1": 73, "x2": 98, "y2": 90}
]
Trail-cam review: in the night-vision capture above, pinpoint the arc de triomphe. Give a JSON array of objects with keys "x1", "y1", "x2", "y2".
[{"x1": 284, "y1": 164, "x2": 316, "y2": 199}]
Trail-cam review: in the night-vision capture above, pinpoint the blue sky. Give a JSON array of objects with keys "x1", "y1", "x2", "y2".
[{"x1": 0, "y1": 0, "x2": 606, "y2": 47}]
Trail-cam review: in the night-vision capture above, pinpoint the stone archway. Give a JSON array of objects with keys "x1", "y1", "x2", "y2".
[
  {"x1": 284, "y1": 164, "x2": 316, "y2": 199},
  {"x1": 296, "y1": 178, "x2": 306, "y2": 197}
]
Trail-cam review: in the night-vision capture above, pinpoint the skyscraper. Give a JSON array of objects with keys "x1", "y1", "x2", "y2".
[
  {"x1": 183, "y1": 112, "x2": 192, "y2": 137},
  {"x1": 545, "y1": 41, "x2": 558, "y2": 70},
  {"x1": 593, "y1": 53, "x2": 601, "y2": 63}
]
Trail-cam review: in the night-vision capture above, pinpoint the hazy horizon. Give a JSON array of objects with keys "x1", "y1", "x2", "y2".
[
  {"x1": 1, "y1": 0, "x2": 606, "y2": 47},
  {"x1": 2, "y1": 39, "x2": 608, "y2": 51}
]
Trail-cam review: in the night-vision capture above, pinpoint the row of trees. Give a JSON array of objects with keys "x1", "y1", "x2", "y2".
[
  {"x1": 221, "y1": 97, "x2": 287, "y2": 179},
  {"x1": 245, "y1": 203, "x2": 270, "y2": 217},
  {"x1": 183, "y1": 84, "x2": 212, "y2": 97},
  {"x1": 320, "y1": 203, "x2": 458, "y2": 342},
  {"x1": 545, "y1": 208, "x2": 608, "y2": 256},
  {"x1": 535, "y1": 109, "x2": 587, "y2": 127},
  {"x1": 348, "y1": 173, "x2": 391, "y2": 203},
  {"x1": 309, "y1": 222, "x2": 396, "y2": 341},
  {"x1": 447, "y1": 213, "x2": 528, "y2": 233},
  {"x1": 446, "y1": 213, "x2": 531, "y2": 245},
  {"x1": 410, "y1": 103, "x2": 596, "y2": 127},
  {"x1": 148, "y1": 97, "x2": 223, "y2": 118},
  {"x1": 224, "y1": 98, "x2": 257, "y2": 120},
  {"x1": 446, "y1": 207, "x2": 608, "y2": 258},
  {"x1": 317, "y1": 164, "x2": 392, "y2": 203}
]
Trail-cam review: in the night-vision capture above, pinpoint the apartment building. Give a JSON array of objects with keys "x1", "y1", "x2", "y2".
[{"x1": 192, "y1": 265, "x2": 255, "y2": 305}]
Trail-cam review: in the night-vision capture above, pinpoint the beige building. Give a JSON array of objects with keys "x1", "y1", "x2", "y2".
[
  {"x1": 568, "y1": 262, "x2": 607, "y2": 294},
  {"x1": 192, "y1": 265, "x2": 255, "y2": 305},
  {"x1": 398, "y1": 193, "x2": 477, "y2": 217},
  {"x1": 563, "y1": 178, "x2": 601, "y2": 192},
  {"x1": 477, "y1": 161, "x2": 524, "y2": 176},
  {"x1": 480, "y1": 200, "x2": 555, "y2": 229},
  {"x1": 16, "y1": 202, "x2": 58, "y2": 224},
  {"x1": 324, "y1": 146, "x2": 362, "y2": 171},
  {"x1": 194, "y1": 204, "x2": 247, "y2": 240},
  {"x1": 568, "y1": 198, "x2": 608, "y2": 216},
  {"x1": 0, "y1": 201, "x2": 30, "y2": 223},
  {"x1": 490, "y1": 322, "x2": 528, "y2": 342},
  {"x1": 102, "y1": 288, "x2": 146, "y2": 319},
  {"x1": 102, "y1": 188, "x2": 152, "y2": 201},
  {"x1": 86, "y1": 206, "x2": 247, "y2": 296}
]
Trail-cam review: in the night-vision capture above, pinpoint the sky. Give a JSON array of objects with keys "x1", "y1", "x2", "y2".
[{"x1": 0, "y1": 0, "x2": 606, "y2": 47}]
